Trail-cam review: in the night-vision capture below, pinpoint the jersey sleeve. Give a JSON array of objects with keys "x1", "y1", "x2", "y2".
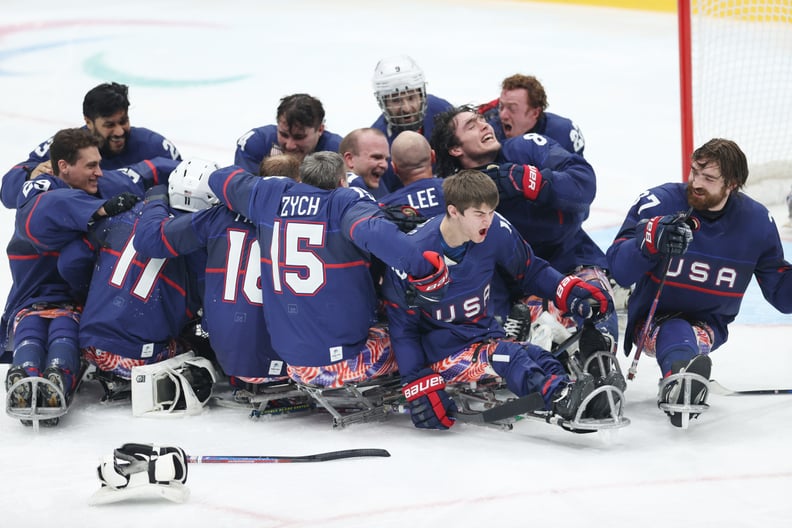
[
  {"x1": 133, "y1": 201, "x2": 207, "y2": 258},
  {"x1": 502, "y1": 135, "x2": 596, "y2": 212},
  {"x1": 16, "y1": 187, "x2": 103, "y2": 251},
  {"x1": 116, "y1": 157, "x2": 180, "y2": 191},
  {"x1": 57, "y1": 235, "x2": 99, "y2": 302},
  {"x1": 339, "y1": 193, "x2": 433, "y2": 278},
  {"x1": 234, "y1": 128, "x2": 266, "y2": 174},
  {"x1": 753, "y1": 215, "x2": 792, "y2": 313},
  {"x1": 490, "y1": 214, "x2": 564, "y2": 299},
  {"x1": 606, "y1": 186, "x2": 675, "y2": 286},
  {"x1": 1, "y1": 137, "x2": 55, "y2": 209}
]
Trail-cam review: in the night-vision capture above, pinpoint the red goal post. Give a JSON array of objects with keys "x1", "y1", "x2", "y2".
[{"x1": 678, "y1": 1, "x2": 792, "y2": 205}]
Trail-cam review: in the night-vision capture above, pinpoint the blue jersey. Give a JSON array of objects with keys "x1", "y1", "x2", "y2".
[
  {"x1": 14, "y1": 159, "x2": 178, "y2": 252},
  {"x1": 1, "y1": 127, "x2": 180, "y2": 208},
  {"x1": 607, "y1": 183, "x2": 792, "y2": 353},
  {"x1": 372, "y1": 94, "x2": 453, "y2": 192},
  {"x1": 346, "y1": 172, "x2": 388, "y2": 200},
  {"x1": 56, "y1": 202, "x2": 201, "y2": 359},
  {"x1": 133, "y1": 200, "x2": 285, "y2": 378},
  {"x1": 208, "y1": 167, "x2": 437, "y2": 367},
  {"x1": 381, "y1": 214, "x2": 564, "y2": 379},
  {"x1": 493, "y1": 133, "x2": 606, "y2": 273},
  {"x1": 479, "y1": 99, "x2": 585, "y2": 156},
  {"x1": 380, "y1": 178, "x2": 446, "y2": 219},
  {"x1": 233, "y1": 125, "x2": 342, "y2": 174}
]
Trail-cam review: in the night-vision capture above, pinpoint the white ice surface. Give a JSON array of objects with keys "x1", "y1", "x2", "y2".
[{"x1": 1, "y1": 1, "x2": 790, "y2": 527}]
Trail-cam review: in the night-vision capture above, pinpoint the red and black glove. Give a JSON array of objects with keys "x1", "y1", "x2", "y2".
[
  {"x1": 484, "y1": 163, "x2": 548, "y2": 202},
  {"x1": 402, "y1": 370, "x2": 457, "y2": 430},
  {"x1": 637, "y1": 214, "x2": 693, "y2": 257},
  {"x1": 555, "y1": 275, "x2": 611, "y2": 321},
  {"x1": 408, "y1": 251, "x2": 450, "y2": 304}
]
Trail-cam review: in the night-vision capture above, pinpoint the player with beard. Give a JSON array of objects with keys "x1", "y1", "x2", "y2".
[
  {"x1": 1, "y1": 82, "x2": 181, "y2": 209},
  {"x1": 607, "y1": 138, "x2": 792, "y2": 427}
]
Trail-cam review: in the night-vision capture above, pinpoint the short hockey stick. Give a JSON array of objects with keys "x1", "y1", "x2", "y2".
[
  {"x1": 627, "y1": 207, "x2": 693, "y2": 381},
  {"x1": 708, "y1": 380, "x2": 792, "y2": 396},
  {"x1": 187, "y1": 448, "x2": 390, "y2": 464}
]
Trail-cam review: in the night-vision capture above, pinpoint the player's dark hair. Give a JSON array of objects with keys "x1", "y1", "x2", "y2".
[
  {"x1": 83, "y1": 82, "x2": 130, "y2": 120},
  {"x1": 430, "y1": 105, "x2": 479, "y2": 178},
  {"x1": 442, "y1": 169, "x2": 498, "y2": 214},
  {"x1": 691, "y1": 138, "x2": 749, "y2": 190},
  {"x1": 277, "y1": 93, "x2": 325, "y2": 130},
  {"x1": 300, "y1": 151, "x2": 345, "y2": 190},
  {"x1": 50, "y1": 128, "x2": 101, "y2": 176},
  {"x1": 501, "y1": 74, "x2": 548, "y2": 112}
]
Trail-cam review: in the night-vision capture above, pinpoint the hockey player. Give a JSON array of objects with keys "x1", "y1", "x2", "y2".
[
  {"x1": 478, "y1": 74, "x2": 585, "y2": 154},
  {"x1": 607, "y1": 138, "x2": 792, "y2": 427},
  {"x1": 54, "y1": 161, "x2": 211, "y2": 401},
  {"x1": 341, "y1": 128, "x2": 391, "y2": 199},
  {"x1": 1, "y1": 82, "x2": 181, "y2": 209},
  {"x1": 133, "y1": 159, "x2": 289, "y2": 387},
  {"x1": 379, "y1": 131, "x2": 445, "y2": 220},
  {"x1": 207, "y1": 152, "x2": 450, "y2": 389},
  {"x1": 430, "y1": 106, "x2": 617, "y2": 356},
  {"x1": 381, "y1": 170, "x2": 621, "y2": 430},
  {"x1": 371, "y1": 55, "x2": 453, "y2": 192},
  {"x1": 3, "y1": 129, "x2": 147, "y2": 425},
  {"x1": 259, "y1": 153, "x2": 301, "y2": 180},
  {"x1": 234, "y1": 93, "x2": 342, "y2": 174}
]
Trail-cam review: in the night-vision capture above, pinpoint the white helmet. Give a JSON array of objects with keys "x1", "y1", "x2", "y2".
[
  {"x1": 372, "y1": 55, "x2": 428, "y2": 131},
  {"x1": 168, "y1": 159, "x2": 220, "y2": 212}
]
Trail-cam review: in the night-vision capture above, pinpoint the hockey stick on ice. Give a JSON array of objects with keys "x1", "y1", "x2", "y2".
[
  {"x1": 708, "y1": 380, "x2": 792, "y2": 396},
  {"x1": 627, "y1": 207, "x2": 693, "y2": 381},
  {"x1": 187, "y1": 448, "x2": 391, "y2": 464}
]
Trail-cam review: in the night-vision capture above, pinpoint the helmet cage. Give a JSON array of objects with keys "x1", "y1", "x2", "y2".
[{"x1": 373, "y1": 55, "x2": 428, "y2": 131}]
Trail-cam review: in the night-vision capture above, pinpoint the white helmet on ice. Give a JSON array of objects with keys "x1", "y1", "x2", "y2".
[
  {"x1": 168, "y1": 159, "x2": 220, "y2": 212},
  {"x1": 372, "y1": 55, "x2": 428, "y2": 132}
]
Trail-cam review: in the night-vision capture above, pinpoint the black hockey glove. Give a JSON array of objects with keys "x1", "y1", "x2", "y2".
[
  {"x1": 401, "y1": 369, "x2": 457, "y2": 430},
  {"x1": 484, "y1": 163, "x2": 550, "y2": 203},
  {"x1": 637, "y1": 214, "x2": 693, "y2": 257},
  {"x1": 102, "y1": 192, "x2": 141, "y2": 217},
  {"x1": 380, "y1": 204, "x2": 427, "y2": 233}
]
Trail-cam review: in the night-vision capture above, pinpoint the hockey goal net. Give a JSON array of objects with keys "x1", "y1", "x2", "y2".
[{"x1": 679, "y1": 0, "x2": 792, "y2": 207}]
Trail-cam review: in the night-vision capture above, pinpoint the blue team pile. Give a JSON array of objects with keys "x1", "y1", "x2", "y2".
[{"x1": 3, "y1": 56, "x2": 791, "y2": 435}]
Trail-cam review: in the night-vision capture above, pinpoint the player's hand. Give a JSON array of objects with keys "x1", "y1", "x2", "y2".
[
  {"x1": 29, "y1": 161, "x2": 53, "y2": 179},
  {"x1": 408, "y1": 251, "x2": 450, "y2": 304},
  {"x1": 555, "y1": 275, "x2": 611, "y2": 321},
  {"x1": 484, "y1": 163, "x2": 548, "y2": 202},
  {"x1": 380, "y1": 204, "x2": 426, "y2": 233},
  {"x1": 101, "y1": 192, "x2": 141, "y2": 217},
  {"x1": 637, "y1": 214, "x2": 693, "y2": 257},
  {"x1": 401, "y1": 370, "x2": 457, "y2": 430}
]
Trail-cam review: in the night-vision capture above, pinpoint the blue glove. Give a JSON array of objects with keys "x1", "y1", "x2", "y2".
[
  {"x1": 407, "y1": 251, "x2": 450, "y2": 305},
  {"x1": 555, "y1": 275, "x2": 612, "y2": 321},
  {"x1": 637, "y1": 215, "x2": 693, "y2": 257},
  {"x1": 401, "y1": 370, "x2": 457, "y2": 430},
  {"x1": 484, "y1": 163, "x2": 549, "y2": 203}
]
